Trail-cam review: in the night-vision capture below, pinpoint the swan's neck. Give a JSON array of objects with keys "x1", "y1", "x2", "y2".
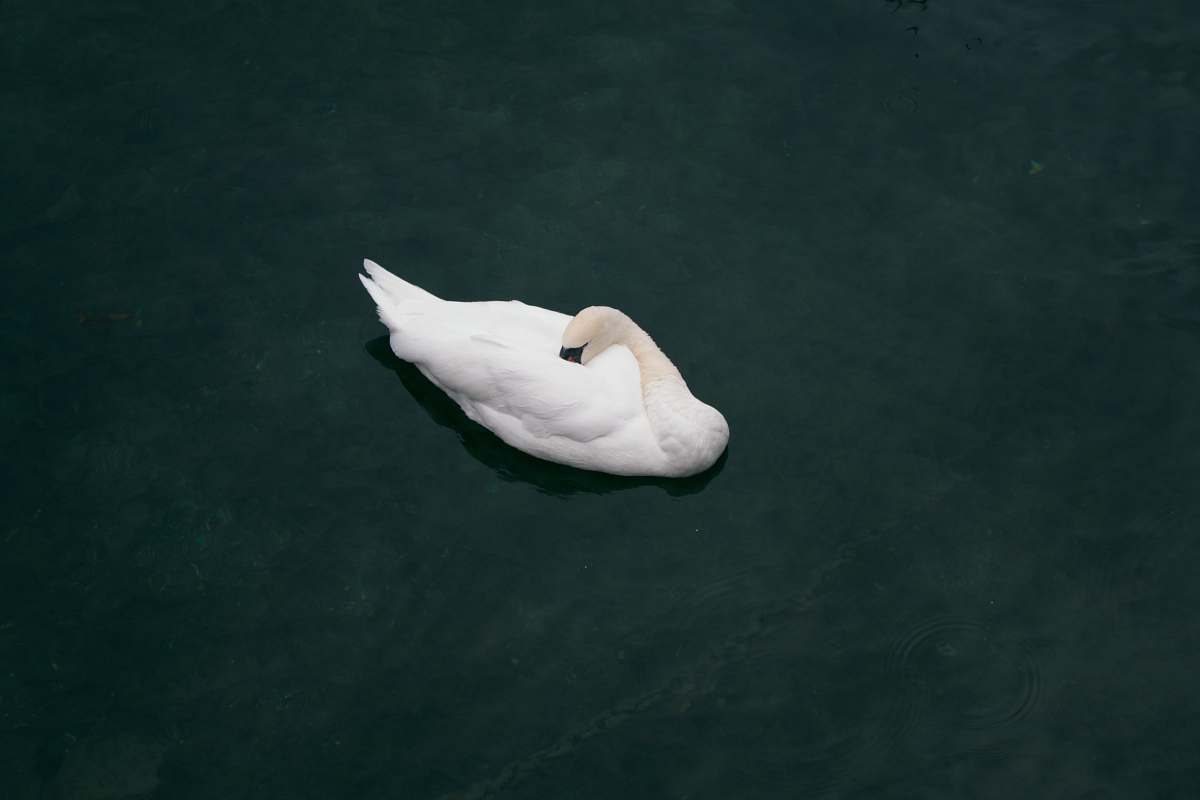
[{"x1": 624, "y1": 326, "x2": 684, "y2": 394}]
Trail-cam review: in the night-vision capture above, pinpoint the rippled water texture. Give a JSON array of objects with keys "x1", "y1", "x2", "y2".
[{"x1": 3, "y1": 0, "x2": 1199, "y2": 797}]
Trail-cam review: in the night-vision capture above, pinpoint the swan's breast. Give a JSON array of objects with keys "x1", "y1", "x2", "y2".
[{"x1": 642, "y1": 383, "x2": 729, "y2": 475}]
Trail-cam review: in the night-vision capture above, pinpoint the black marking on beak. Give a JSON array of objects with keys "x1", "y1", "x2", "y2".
[{"x1": 559, "y1": 344, "x2": 585, "y2": 363}]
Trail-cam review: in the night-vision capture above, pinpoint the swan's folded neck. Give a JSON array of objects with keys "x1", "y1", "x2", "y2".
[{"x1": 624, "y1": 325, "x2": 685, "y2": 394}]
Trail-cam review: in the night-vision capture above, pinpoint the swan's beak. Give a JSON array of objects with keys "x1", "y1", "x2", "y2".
[{"x1": 559, "y1": 345, "x2": 583, "y2": 363}]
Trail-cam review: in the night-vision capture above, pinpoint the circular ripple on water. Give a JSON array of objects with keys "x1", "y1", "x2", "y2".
[{"x1": 884, "y1": 619, "x2": 1041, "y2": 740}]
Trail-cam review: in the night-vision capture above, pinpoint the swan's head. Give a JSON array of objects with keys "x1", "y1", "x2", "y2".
[{"x1": 559, "y1": 306, "x2": 630, "y2": 365}]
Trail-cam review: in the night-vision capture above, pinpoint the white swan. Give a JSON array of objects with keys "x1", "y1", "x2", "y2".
[{"x1": 358, "y1": 259, "x2": 729, "y2": 477}]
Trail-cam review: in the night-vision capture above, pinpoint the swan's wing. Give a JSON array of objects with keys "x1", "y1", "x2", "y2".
[
  {"x1": 363, "y1": 280, "x2": 570, "y2": 358},
  {"x1": 446, "y1": 299, "x2": 570, "y2": 354},
  {"x1": 360, "y1": 261, "x2": 571, "y2": 353},
  {"x1": 435, "y1": 339, "x2": 644, "y2": 445}
]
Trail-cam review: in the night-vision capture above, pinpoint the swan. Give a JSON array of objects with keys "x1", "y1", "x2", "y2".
[{"x1": 358, "y1": 259, "x2": 729, "y2": 478}]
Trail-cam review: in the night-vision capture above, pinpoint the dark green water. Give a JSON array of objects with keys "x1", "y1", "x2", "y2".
[{"x1": 3, "y1": 1, "x2": 1199, "y2": 797}]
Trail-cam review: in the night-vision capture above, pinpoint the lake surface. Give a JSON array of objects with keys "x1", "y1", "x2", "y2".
[{"x1": 3, "y1": 1, "x2": 1199, "y2": 797}]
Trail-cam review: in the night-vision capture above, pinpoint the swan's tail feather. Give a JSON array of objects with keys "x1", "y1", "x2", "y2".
[
  {"x1": 362, "y1": 259, "x2": 440, "y2": 303},
  {"x1": 359, "y1": 273, "x2": 411, "y2": 331}
]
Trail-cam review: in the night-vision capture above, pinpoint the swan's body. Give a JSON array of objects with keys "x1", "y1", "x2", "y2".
[{"x1": 359, "y1": 259, "x2": 729, "y2": 477}]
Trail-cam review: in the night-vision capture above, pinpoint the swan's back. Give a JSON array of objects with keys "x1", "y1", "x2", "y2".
[{"x1": 359, "y1": 259, "x2": 570, "y2": 360}]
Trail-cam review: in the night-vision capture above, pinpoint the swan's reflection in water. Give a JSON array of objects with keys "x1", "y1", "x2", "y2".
[{"x1": 365, "y1": 337, "x2": 726, "y2": 497}]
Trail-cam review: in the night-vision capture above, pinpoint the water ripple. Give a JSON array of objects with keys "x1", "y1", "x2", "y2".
[{"x1": 886, "y1": 619, "x2": 1041, "y2": 740}]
